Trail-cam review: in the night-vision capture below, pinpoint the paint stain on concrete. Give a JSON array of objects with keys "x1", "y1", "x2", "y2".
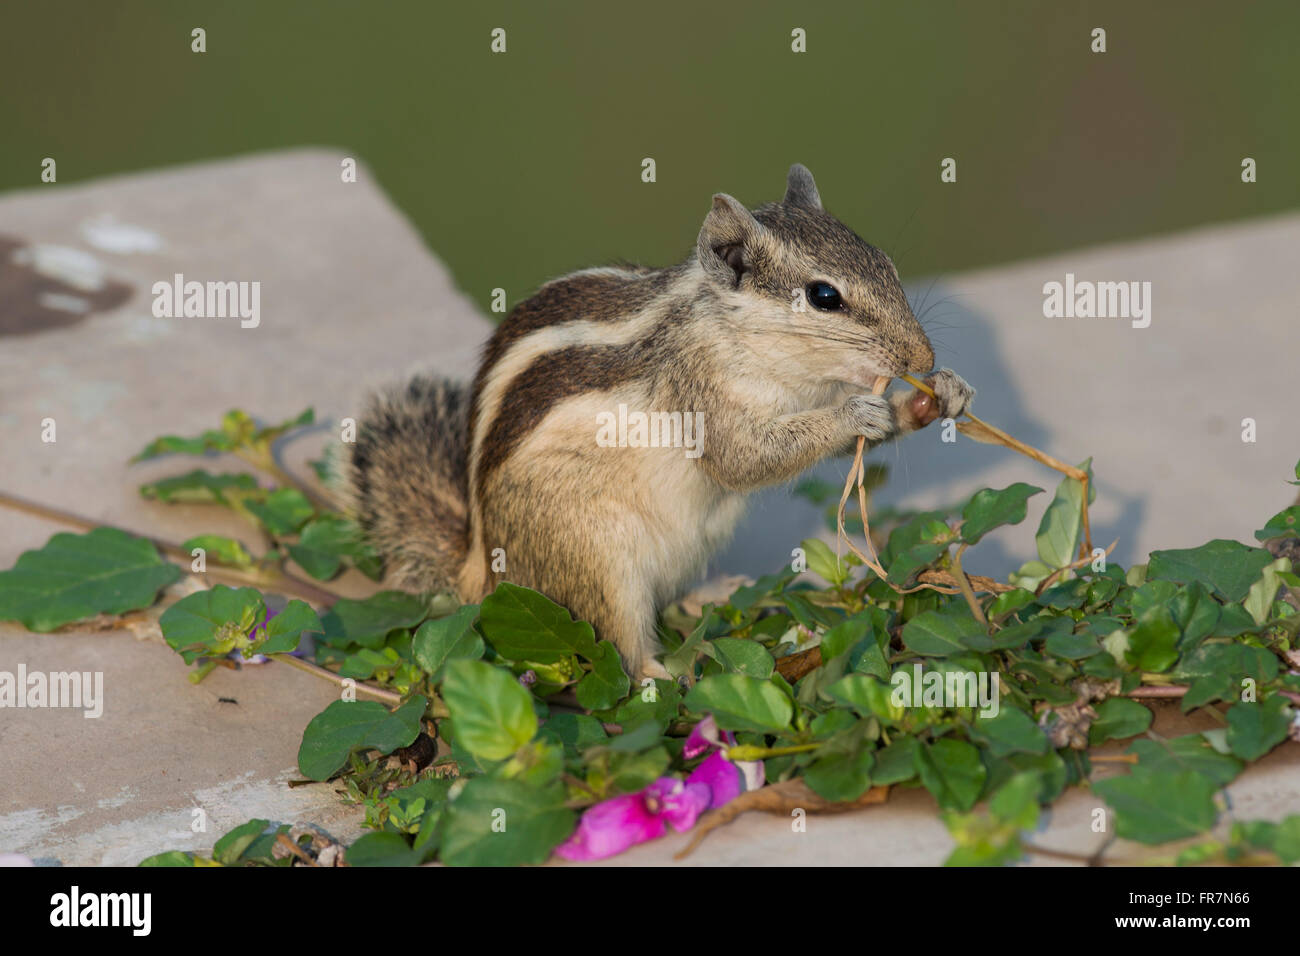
[{"x1": 0, "y1": 235, "x2": 133, "y2": 335}]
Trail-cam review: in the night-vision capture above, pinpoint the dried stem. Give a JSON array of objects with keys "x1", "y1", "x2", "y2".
[
  {"x1": 266, "y1": 653, "x2": 403, "y2": 705},
  {"x1": 0, "y1": 489, "x2": 343, "y2": 607},
  {"x1": 950, "y1": 543, "x2": 987, "y2": 626},
  {"x1": 901, "y1": 373, "x2": 1094, "y2": 558}
]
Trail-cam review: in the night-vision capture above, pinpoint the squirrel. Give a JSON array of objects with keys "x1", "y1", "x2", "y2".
[{"x1": 335, "y1": 164, "x2": 974, "y2": 681}]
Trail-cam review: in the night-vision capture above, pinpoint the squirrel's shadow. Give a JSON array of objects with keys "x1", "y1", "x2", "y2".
[{"x1": 711, "y1": 284, "x2": 1145, "y2": 582}]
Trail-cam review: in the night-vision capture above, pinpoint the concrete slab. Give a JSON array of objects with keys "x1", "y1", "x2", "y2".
[
  {"x1": 1, "y1": 151, "x2": 1296, "y2": 866},
  {"x1": 0, "y1": 150, "x2": 491, "y2": 865}
]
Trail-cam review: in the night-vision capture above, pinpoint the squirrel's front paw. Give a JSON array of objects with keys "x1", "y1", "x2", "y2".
[
  {"x1": 841, "y1": 393, "x2": 896, "y2": 442},
  {"x1": 903, "y1": 368, "x2": 975, "y2": 429}
]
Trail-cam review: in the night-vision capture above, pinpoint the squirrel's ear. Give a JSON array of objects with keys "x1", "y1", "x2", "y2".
[
  {"x1": 697, "y1": 193, "x2": 765, "y2": 288},
  {"x1": 784, "y1": 163, "x2": 822, "y2": 209}
]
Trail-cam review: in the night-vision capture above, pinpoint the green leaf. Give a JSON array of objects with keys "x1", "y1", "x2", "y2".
[
  {"x1": 820, "y1": 611, "x2": 873, "y2": 658},
  {"x1": 1126, "y1": 735, "x2": 1243, "y2": 788},
  {"x1": 1169, "y1": 583, "x2": 1221, "y2": 649},
  {"x1": 0, "y1": 528, "x2": 182, "y2": 631},
  {"x1": 664, "y1": 609, "x2": 726, "y2": 679},
  {"x1": 1147, "y1": 539, "x2": 1275, "y2": 602},
  {"x1": 989, "y1": 772, "x2": 1043, "y2": 829},
  {"x1": 1181, "y1": 672, "x2": 1235, "y2": 711},
  {"x1": 914, "y1": 738, "x2": 986, "y2": 811},
  {"x1": 297, "y1": 695, "x2": 427, "y2": 781},
  {"x1": 412, "y1": 605, "x2": 483, "y2": 679},
  {"x1": 1036, "y1": 578, "x2": 1090, "y2": 609},
  {"x1": 613, "y1": 679, "x2": 682, "y2": 733},
  {"x1": 212, "y1": 818, "x2": 270, "y2": 865},
  {"x1": 479, "y1": 582, "x2": 599, "y2": 663},
  {"x1": 1007, "y1": 559, "x2": 1054, "y2": 592},
  {"x1": 439, "y1": 776, "x2": 574, "y2": 867},
  {"x1": 257, "y1": 599, "x2": 323, "y2": 654},
  {"x1": 181, "y1": 534, "x2": 254, "y2": 570},
  {"x1": 133, "y1": 430, "x2": 235, "y2": 461},
  {"x1": 135, "y1": 409, "x2": 313, "y2": 461},
  {"x1": 1255, "y1": 505, "x2": 1300, "y2": 542},
  {"x1": 1044, "y1": 630, "x2": 1102, "y2": 660},
  {"x1": 1174, "y1": 642, "x2": 1279, "y2": 685},
  {"x1": 345, "y1": 830, "x2": 430, "y2": 867},
  {"x1": 139, "y1": 469, "x2": 258, "y2": 504},
  {"x1": 250, "y1": 407, "x2": 314, "y2": 444},
  {"x1": 1243, "y1": 557, "x2": 1290, "y2": 625},
  {"x1": 1125, "y1": 608, "x2": 1180, "y2": 672},
  {"x1": 801, "y1": 537, "x2": 849, "y2": 586},
  {"x1": 286, "y1": 514, "x2": 376, "y2": 581},
  {"x1": 159, "y1": 585, "x2": 264, "y2": 663},
  {"x1": 441, "y1": 659, "x2": 538, "y2": 761},
  {"x1": 988, "y1": 588, "x2": 1036, "y2": 621},
  {"x1": 902, "y1": 607, "x2": 990, "y2": 656},
  {"x1": 826, "y1": 674, "x2": 903, "y2": 723},
  {"x1": 971, "y1": 708, "x2": 1050, "y2": 757},
  {"x1": 990, "y1": 615, "x2": 1071, "y2": 650},
  {"x1": 684, "y1": 674, "x2": 793, "y2": 734},
  {"x1": 540, "y1": 713, "x2": 608, "y2": 755},
  {"x1": 804, "y1": 747, "x2": 874, "y2": 802},
  {"x1": 340, "y1": 646, "x2": 401, "y2": 679},
  {"x1": 710, "y1": 637, "x2": 775, "y2": 678},
  {"x1": 872, "y1": 736, "x2": 919, "y2": 785},
  {"x1": 322, "y1": 591, "x2": 429, "y2": 649},
  {"x1": 883, "y1": 513, "x2": 954, "y2": 585},
  {"x1": 244, "y1": 488, "x2": 315, "y2": 536},
  {"x1": 1034, "y1": 460, "x2": 1092, "y2": 569},
  {"x1": 574, "y1": 640, "x2": 631, "y2": 710},
  {"x1": 1093, "y1": 771, "x2": 1218, "y2": 845},
  {"x1": 1225, "y1": 697, "x2": 1292, "y2": 761},
  {"x1": 961, "y1": 483, "x2": 1043, "y2": 545},
  {"x1": 1088, "y1": 698, "x2": 1153, "y2": 745}
]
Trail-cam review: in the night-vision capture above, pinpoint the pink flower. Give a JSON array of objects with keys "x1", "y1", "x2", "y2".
[
  {"x1": 554, "y1": 713, "x2": 766, "y2": 861},
  {"x1": 554, "y1": 777, "x2": 710, "y2": 860},
  {"x1": 683, "y1": 714, "x2": 766, "y2": 795}
]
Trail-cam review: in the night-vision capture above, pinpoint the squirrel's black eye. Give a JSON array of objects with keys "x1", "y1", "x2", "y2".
[{"x1": 806, "y1": 281, "x2": 843, "y2": 311}]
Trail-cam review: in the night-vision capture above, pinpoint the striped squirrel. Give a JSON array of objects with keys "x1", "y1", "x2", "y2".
[{"x1": 337, "y1": 165, "x2": 973, "y2": 680}]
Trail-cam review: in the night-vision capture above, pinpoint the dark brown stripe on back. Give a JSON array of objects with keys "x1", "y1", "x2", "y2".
[
  {"x1": 474, "y1": 342, "x2": 650, "y2": 493},
  {"x1": 467, "y1": 266, "x2": 681, "y2": 487}
]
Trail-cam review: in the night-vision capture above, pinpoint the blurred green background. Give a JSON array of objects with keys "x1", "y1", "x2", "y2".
[{"x1": 2, "y1": 0, "x2": 1296, "y2": 307}]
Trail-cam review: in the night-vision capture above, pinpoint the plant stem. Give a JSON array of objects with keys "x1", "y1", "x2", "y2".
[
  {"x1": 236, "y1": 448, "x2": 334, "y2": 512},
  {"x1": 951, "y1": 544, "x2": 988, "y2": 627},
  {"x1": 0, "y1": 488, "x2": 344, "y2": 607},
  {"x1": 726, "y1": 742, "x2": 820, "y2": 761},
  {"x1": 267, "y1": 653, "x2": 403, "y2": 704}
]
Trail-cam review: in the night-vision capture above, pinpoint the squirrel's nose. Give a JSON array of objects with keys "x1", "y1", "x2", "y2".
[{"x1": 906, "y1": 335, "x2": 936, "y2": 375}]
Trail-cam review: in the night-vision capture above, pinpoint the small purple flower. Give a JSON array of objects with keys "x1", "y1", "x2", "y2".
[
  {"x1": 231, "y1": 605, "x2": 307, "y2": 663},
  {"x1": 519, "y1": 669, "x2": 538, "y2": 688}
]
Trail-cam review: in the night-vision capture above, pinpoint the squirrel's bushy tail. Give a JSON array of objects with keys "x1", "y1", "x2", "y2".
[{"x1": 334, "y1": 374, "x2": 471, "y2": 595}]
